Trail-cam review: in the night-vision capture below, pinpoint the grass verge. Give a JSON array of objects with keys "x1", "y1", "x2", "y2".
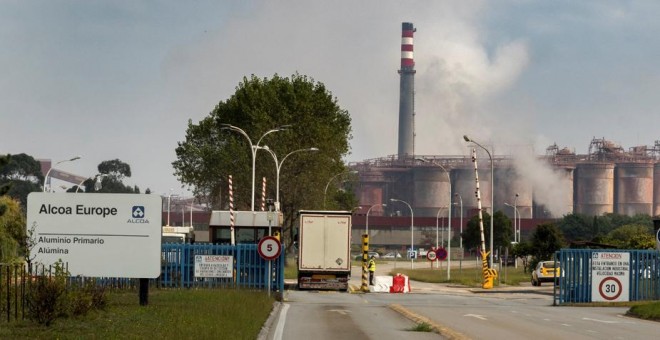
[
  {"x1": 626, "y1": 301, "x2": 660, "y2": 321},
  {"x1": 388, "y1": 263, "x2": 530, "y2": 287},
  {"x1": 1, "y1": 289, "x2": 274, "y2": 340}
]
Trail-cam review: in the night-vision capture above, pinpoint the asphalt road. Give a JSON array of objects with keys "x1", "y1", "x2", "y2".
[{"x1": 260, "y1": 261, "x2": 660, "y2": 340}]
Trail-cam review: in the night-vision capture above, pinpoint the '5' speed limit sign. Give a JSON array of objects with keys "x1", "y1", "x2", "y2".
[{"x1": 258, "y1": 236, "x2": 281, "y2": 260}]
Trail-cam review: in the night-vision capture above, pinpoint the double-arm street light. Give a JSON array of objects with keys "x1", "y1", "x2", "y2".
[
  {"x1": 43, "y1": 156, "x2": 81, "y2": 192},
  {"x1": 464, "y1": 134, "x2": 494, "y2": 267},
  {"x1": 75, "y1": 174, "x2": 108, "y2": 193},
  {"x1": 366, "y1": 203, "x2": 387, "y2": 236},
  {"x1": 323, "y1": 170, "x2": 358, "y2": 209},
  {"x1": 390, "y1": 198, "x2": 414, "y2": 269},
  {"x1": 221, "y1": 124, "x2": 290, "y2": 211},
  {"x1": 504, "y1": 193, "x2": 520, "y2": 243},
  {"x1": 261, "y1": 146, "x2": 319, "y2": 210},
  {"x1": 418, "y1": 157, "x2": 452, "y2": 278}
]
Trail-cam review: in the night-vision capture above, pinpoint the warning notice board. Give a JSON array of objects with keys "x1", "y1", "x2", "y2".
[
  {"x1": 194, "y1": 255, "x2": 233, "y2": 278},
  {"x1": 591, "y1": 252, "x2": 629, "y2": 302}
]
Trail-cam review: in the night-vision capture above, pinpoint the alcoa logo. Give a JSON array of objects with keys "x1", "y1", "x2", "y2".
[{"x1": 128, "y1": 206, "x2": 150, "y2": 224}]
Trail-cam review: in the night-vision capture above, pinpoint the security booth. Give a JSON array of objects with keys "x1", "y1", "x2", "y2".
[{"x1": 208, "y1": 210, "x2": 283, "y2": 244}]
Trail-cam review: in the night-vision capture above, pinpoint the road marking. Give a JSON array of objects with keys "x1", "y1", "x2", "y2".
[
  {"x1": 327, "y1": 309, "x2": 351, "y2": 315},
  {"x1": 582, "y1": 317, "x2": 618, "y2": 324},
  {"x1": 464, "y1": 314, "x2": 487, "y2": 320},
  {"x1": 274, "y1": 303, "x2": 290, "y2": 340}
]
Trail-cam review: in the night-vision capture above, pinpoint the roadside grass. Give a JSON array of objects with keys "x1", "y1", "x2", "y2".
[
  {"x1": 626, "y1": 302, "x2": 660, "y2": 321},
  {"x1": 388, "y1": 262, "x2": 529, "y2": 287},
  {"x1": 1, "y1": 289, "x2": 274, "y2": 340},
  {"x1": 408, "y1": 321, "x2": 434, "y2": 332}
]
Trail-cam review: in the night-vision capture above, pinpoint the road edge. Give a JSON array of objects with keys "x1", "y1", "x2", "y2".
[
  {"x1": 389, "y1": 303, "x2": 471, "y2": 340},
  {"x1": 257, "y1": 301, "x2": 282, "y2": 340}
]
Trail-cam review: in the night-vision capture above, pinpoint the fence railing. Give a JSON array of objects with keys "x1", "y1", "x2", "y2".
[{"x1": 1, "y1": 243, "x2": 285, "y2": 323}]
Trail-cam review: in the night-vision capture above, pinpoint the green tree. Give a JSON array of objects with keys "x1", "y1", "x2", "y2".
[
  {"x1": 461, "y1": 210, "x2": 513, "y2": 254},
  {"x1": 0, "y1": 153, "x2": 43, "y2": 207},
  {"x1": 173, "y1": 74, "x2": 352, "y2": 250},
  {"x1": 556, "y1": 213, "x2": 593, "y2": 242},
  {"x1": 70, "y1": 159, "x2": 140, "y2": 194},
  {"x1": 0, "y1": 196, "x2": 27, "y2": 262},
  {"x1": 602, "y1": 224, "x2": 655, "y2": 249},
  {"x1": 530, "y1": 223, "x2": 565, "y2": 262}
]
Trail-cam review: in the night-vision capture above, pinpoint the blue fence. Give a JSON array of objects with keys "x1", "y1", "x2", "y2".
[
  {"x1": 555, "y1": 249, "x2": 660, "y2": 304},
  {"x1": 159, "y1": 243, "x2": 285, "y2": 292}
]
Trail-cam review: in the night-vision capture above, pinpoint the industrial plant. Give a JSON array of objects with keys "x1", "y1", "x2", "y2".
[{"x1": 350, "y1": 22, "x2": 660, "y2": 223}]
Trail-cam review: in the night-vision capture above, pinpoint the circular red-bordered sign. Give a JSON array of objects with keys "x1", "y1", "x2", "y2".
[
  {"x1": 435, "y1": 247, "x2": 448, "y2": 261},
  {"x1": 258, "y1": 236, "x2": 281, "y2": 261},
  {"x1": 427, "y1": 250, "x2": 437, "y2": 261},
  {"x1": 598, "y1": 276, "x2": 623, "y2": 301}
]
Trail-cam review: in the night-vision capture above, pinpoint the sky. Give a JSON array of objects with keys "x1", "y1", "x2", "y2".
[{"x1": 2, "y1": 0, "x2": 660, "y2": 197}]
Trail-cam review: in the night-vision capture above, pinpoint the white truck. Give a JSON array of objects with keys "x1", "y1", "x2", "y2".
[{"x1": 297, "y1": 210, "x2": 352, "y2": 291}]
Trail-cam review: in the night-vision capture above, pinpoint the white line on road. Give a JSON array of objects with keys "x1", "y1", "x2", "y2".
[
  {"x1": 464, "y1": 314, "x2": 487, "y2": 320},
  {"x1": 274, "y1": 303, "x2": 290, "y2": 340},
  {"x1": 582, "y1": 317, "x2": 618, "y2": 324}
]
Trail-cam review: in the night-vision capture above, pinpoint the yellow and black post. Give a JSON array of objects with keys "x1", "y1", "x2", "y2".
[{"x1": 361, "y1": 234, "x2": 369, "y2": 292}]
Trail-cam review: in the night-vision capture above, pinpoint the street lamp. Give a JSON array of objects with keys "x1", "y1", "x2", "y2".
[
  {"x1": 43, "y1": 156, "x2": 81, "y2": 192},
  {"x1": 504, "y1": 202, "x2": 519, "y2": 243},
  {"x1": 260, "y1": 146, "x2": 319, "y2": 210},
  {"x1": 454, "y1": 193, "x2": 463, "y2": 250},
  {"x1": 167, "y1": 189, "x2": 178, "y2": 227},
  {"x1": 390, "y1": 198, "x2": 414, "y2": 269},
  {"x1": 323, "y1": 170, "x2": 358, "y2": 209},
  {"x1": 221, "y1": 124, "x2": 289, "y2": 211},
  {"x1": 417, "y1": 157, "x2": 453, "y2": 278},
  {"x1": 75, "y1": 174, "x2": 107, "y2": 193},
  {"x1": 464, "y1": 134, "x2": 494, "y2": 267},
  {"x1": 366, "y1": 203, "x2": 386, "y2": 236}
]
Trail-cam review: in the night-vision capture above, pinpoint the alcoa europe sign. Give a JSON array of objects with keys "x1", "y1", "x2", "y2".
[{"x1": 27, "y1": 193, "x2": 162, "y2": 278}]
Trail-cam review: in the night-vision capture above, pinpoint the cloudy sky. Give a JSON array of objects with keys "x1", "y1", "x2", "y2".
[{"x1": 2, "y1": 0, "x2": 659, "y2": 196}]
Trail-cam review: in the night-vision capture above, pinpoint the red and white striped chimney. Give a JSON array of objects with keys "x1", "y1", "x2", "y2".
[
  {"x1": 401, "y1": 22, "x2": 415, "y2": 69},
  {"x1": 398, "y1": 22, "x2": 416, "y2": 160}
]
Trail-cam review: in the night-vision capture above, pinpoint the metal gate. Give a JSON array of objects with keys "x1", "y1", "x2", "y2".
[
  {"x1": 160, "y1": 243, "x2": 285, "y2": 291},
  {"x1": 555, "y1": 249, "x2": 660, "y2": 304}
]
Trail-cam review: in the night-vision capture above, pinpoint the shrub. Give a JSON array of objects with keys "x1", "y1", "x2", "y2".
[{"x1": 26, "y1": 262, "x2": 69, "y2": 326}]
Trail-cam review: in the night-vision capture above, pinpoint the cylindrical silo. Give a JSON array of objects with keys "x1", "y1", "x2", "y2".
[
  {"x1": 494, "y1": 166, "x2": 533, "y2": 219},
  {"x1": 652, "y1": 163, "x2": 660, "y2": 216},
  {"x1": 615, "y1": 162, "x2": 654, "y2": 216},
  {"x1": 575, "y1": 163, "x2": 614, "y2": 216},
  {"x1": 356, "y1": 169, "x2": 386, "y2": 208},
  {"x1": 453, "y1": 166, "x2": 492, "y2": 218},
  {"x1": 411, "y1": 167, "x2": 450, "y2": 217}
]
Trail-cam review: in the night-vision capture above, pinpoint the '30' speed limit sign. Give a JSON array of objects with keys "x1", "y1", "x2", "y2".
[{"x1": 258, "y1": 236, "x2": 281, "y2": 260}]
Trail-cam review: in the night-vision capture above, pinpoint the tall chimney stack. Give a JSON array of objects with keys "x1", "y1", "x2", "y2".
[{"x1": 397, "y1": 22, "x2": 416, "y2": 160}]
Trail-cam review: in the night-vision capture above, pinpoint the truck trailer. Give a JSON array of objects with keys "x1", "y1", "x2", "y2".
[{"x1": 297, "y1": 210, "x2": 352, "y2": 291}]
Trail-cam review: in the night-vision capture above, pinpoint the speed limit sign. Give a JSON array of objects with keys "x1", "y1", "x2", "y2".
[{"x1": 258, "y1": 236, "x2": 281, "y2": 260}]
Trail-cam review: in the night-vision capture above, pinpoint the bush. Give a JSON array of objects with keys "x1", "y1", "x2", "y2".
[
  {"x1": 26, "y1": 264, "x2": 69, "y2": 326},
  {"x1": 70, "y1": 279, "x2": 107, "y2": 315}
]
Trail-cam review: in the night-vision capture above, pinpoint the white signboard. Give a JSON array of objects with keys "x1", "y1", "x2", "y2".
[
  {"x1": 591, "y1": 252, "x2": 630, "y2": 302},
  {"x1": 194, "y1": 255, "x2": 233, "y2": 278},
  {"x1": 27, "y1": 193, "x2": 162, "y2": 278}
]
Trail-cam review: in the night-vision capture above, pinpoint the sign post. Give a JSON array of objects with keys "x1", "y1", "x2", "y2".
[
  {"x1": 591, "y1": 252, "x2": 630, "y2": 302},
  {"x1": 258, "y1": 236, "x2": 281, "y2": 297}
]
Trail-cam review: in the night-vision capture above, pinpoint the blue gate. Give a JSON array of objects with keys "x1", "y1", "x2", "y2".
[
  {"x1": 160, "y1": 243, "x2": 285, "y2": 292},
  {"x1": 555, "y1": 249, "x2": 660, "y2": 304}
]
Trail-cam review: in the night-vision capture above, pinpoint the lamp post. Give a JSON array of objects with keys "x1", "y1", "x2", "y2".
[
  {"x1": 221, "y1": 124, "x2": 289, "y2": 211},
  {"x1": 75, "y1": 174, "x2": 107, "y2": 193},
  {"x1": 504, "y1": 202, "x2": 519, "y2": 242},
  {"x1": 454, "y1": 193, "x2": 463, "y2": 250},
  {"x1": 418, "y1": 157, "x2": 452, "y2": 278},
  {"x1": 464, "y1": 134, "x2": 494, "y2": 267},
  {"x1": 366, "y1": 203, "x2": 386, "y2": 236},
  {"x1": 43, "y1": 156, "x2": 81, "y2": 192},
  {"x1": 260, "y1": 146, "x2": 319, "y2": 210},
  {"x1": 167, "y1": 189, "x2": 178, "y2": 227},
  {"x1": 435, "y1": 207, "x2": 448, "y2": 269},
  {"x1": 323, "y1": 170, "x2": 358, "y2": 209},
  {"x1": 390, "y1": 198, "x2": 414, "y2": 269}
]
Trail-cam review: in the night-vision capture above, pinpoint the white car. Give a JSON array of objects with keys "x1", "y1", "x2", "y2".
[{"x1": 382, "y1": 252, "x2": 402, "y2": 259}]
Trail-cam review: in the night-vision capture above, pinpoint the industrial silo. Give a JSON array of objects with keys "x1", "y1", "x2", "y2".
[
  {"x1": 411, "y1": 166, "x2": 450, "y2": 217},
  {"x1": 574, "y1": 163, "x2": 614, "y2": 216},
  {"x1": 653, "y1": 163, "x2": 660, "y2": 216},
  {"x1": 615, "y1": 162, "x2": 654, "y2": 216},
  {"x1": 356, "y1": 170, "x2": 386, "y2": 210},
  {"x1": 453, "y1": 166, "x2": 492, "y2": 217},
  {"x1": 494, "y1": 166, "x2": 533, "y2": 219}
]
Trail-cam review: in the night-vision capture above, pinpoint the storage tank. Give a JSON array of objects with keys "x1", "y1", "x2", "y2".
[
  {"x1": 453, "y1": 166, "x2": 492, "y2": 217},
  {"x1": 356, "y1": 170, "x2": 386, "y2": 209},
  {"x1": 411, "y1": 166, "x2": 450, "y2": 217},
  {"x1": 653, "y1": 163, "x2": 660, "y2": 216},
  {"x1": 494, "y1": 166, "x2": 533, "y2": 219},
  {"x1": 574, "y1": 163, "x2": 614, "y2": 216},
  {"x1": 615, "y1": 162, "x2": 654, "y2": 216}
]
